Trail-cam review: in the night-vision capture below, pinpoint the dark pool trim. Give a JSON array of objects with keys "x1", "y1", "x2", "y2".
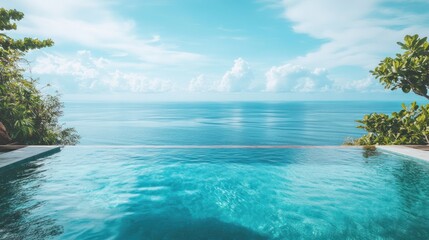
[{"x1": 0, "y1": 146, "x2": 61, "y2": 172}]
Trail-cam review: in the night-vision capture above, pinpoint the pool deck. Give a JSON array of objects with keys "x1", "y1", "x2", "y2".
[
  {"x1": 0, "y1": 146, "x2": 61, "y2": 172},
  {"x1": 378, "y1": 145, "x2": 429, "y2": 162}
]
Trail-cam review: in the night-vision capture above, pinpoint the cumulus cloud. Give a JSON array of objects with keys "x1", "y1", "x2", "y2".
[
  {"x1": 333, "y1": 77, "x2": 378, "y2": 92},
  {"x1": 264, "y1": 63, "x2": 381, "y2": 92},
  {"x1": 32, "y1": 50, "x2": 174, "y2": 93},
  {"x1": 33, "y1": 50, "x2": 379, "y2": 94},
  {"x1": 265, "y1": 64, "x2": 332, "y2": 92},
  {"x1": 188, "y1": 74, "x2": 213, "y2": 92},
  {"x1": 186, "y1": 60, "x2": 377, "y2": 93},
  {"x1": 187, "y1": 59, "x2": 257, "y2": 93},
  {"x1": 98, "y1": 71, "x2": 174, "y2": 93},
  {"x1": 216, "y1": 58, "x2": 254, "y2": 92},
  {"x1": 32, "y1": 51, "x2": 105, "y2": 79}
]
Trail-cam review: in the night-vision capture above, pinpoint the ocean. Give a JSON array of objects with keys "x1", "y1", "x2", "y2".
[{"x1": 63, "y1": 101, "x2": 411, "y2": 145}]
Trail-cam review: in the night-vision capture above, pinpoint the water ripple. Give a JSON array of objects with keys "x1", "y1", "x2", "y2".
[{"x1": 1, "y1": 147, "x2": 429, "y2": 239}]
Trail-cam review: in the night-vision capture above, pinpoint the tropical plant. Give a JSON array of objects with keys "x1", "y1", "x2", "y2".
[
  {"x1": 348, "y1": 102, "x2": 429, "y2": 145},
  {"x1": 348, "y1": 34, "x2": 429, "y2": 145},
  {"x1": 371, "y1": 34, "x2": 429, "y2": 100},
  {"x1": 0, "y1": 8, "x2": 79, "y2": 144}
]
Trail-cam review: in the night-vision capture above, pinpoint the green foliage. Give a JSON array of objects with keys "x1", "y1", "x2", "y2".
[
  {"x1": 0, "y1": 9, "x2": 53, "y2": 61},
  {"x1": 371, "y1": 34, "x2": 429, "y2": 100},
  {"x1": 0, "y1": 8, "x2": 24, "y2": 31},
  {"x1": 0, "y1": 8, "x2": 79, "y2": 145},
  {"x1": 348, "y1": 34, "x2": 429, "y2": 146},
  {"x1": 352, "y1": 102, "x2": 429, "y2": 145}
]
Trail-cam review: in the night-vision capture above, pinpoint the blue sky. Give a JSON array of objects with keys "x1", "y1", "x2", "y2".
[{"x1": 4, "y1": 0, "x2": 429, "y2": 101}]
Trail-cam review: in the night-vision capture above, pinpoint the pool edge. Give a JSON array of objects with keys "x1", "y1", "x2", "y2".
[
  {"x1": 0, "y1": 146, "x2": 61, "y2": 172},
  {"x1": 378, "y1": 145, "x2": 429, "y2": 162}
]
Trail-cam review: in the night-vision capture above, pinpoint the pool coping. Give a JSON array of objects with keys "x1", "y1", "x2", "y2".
[
  {"x1": 0, "y1": 146, "x2": 61, "y2": 172},
  {"x1": 377, "y1": 145, "x2": 429, "y2": 162}
]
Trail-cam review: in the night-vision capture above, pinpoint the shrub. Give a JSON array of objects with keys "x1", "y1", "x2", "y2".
[
  {"x1": 0, "y1": 8, "x2": 79, "y2": 145},
  {"x1": 353, "y1": 102, "x2": 429, "y2": 145}
]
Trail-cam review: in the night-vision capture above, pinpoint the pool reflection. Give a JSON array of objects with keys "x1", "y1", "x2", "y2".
[{"x1": 0, "y1": 161, "x2": 63, "y2": 239}]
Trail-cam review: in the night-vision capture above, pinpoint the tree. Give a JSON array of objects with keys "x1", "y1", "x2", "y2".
[
  {"x1": 371, "y1": 34, "x2": 429, "y2": 100},
  {"x1": 347, "y1": 35, "x2": 429, "y2": 146},
  {"x1": 0, "y1": 8, "x2": 79, "y2": 145}
]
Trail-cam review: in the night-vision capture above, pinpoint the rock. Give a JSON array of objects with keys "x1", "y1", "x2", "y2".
[{"x1": 0, "y1": 122, "x2": 12, "y2": 145}]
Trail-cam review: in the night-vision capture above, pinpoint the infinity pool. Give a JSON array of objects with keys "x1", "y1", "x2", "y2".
[{"x1": 1, "y1": 147, "x2": 429, "y2": 239}]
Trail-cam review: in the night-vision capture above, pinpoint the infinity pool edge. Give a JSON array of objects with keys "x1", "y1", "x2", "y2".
[{"x1": 0, "y1": 146, "x2": 61, "y2": 172}]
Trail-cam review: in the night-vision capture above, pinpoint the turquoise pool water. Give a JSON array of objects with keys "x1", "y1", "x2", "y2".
[{"x1": 1, "y1": 147, "x2": 429, "y2": 239}]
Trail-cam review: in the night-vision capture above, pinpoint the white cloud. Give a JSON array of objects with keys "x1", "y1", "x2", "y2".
[
  {"x1": 32, "y1": 51, "x2": 174, "y2": 93},
  {"x1": 216, "y1": 58, "x2": 255, "y2": 92},
  {"x1": 188, "y1": 74, "x2": 213, "y2": 92},
  {"x1": 32, "y1": 51, "x2": 104, "y2": 79},
  {"x1": 147, "y1": 35, "x2": 161, "y2": 43},
  {"x1": 264, "y1": 64, "x2": 382, "y2": 92},
  {"x1": 99, "y1": 71, "x2": 174, "y2": 93},
  {"x1": 33, "y1": 51, "x2": 379, "y2": 94},
  {"x1": 333, "y1": 77, "x2": 378, "y2": 92},
  {"x1": 277, "y1": 0, "x2": 429, "y2": 69},
  {"x1": 186, "y1": 60, "x2": 377, "y2": 93},
  {"x1": 265, "y1": 64, "x2": 331, "y2": 92},
  {"x1": 4, "y1": 0, "x2": 203, "y2": 65},
  {"x1": 187, "y1": 59, "x2": 257, "y2": 93}
]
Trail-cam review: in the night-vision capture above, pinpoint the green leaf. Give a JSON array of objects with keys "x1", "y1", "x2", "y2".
[{"x1": 402, "y1": 85, "x2": 411, "y2": 93}]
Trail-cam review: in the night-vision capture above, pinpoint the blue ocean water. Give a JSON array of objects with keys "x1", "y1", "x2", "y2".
[
  {"x1": 63, "y1": 101, "x2": 410, "y2": 145},
  {"x1": 1, "y1": 147, "x2": 429, "y2": 239}
]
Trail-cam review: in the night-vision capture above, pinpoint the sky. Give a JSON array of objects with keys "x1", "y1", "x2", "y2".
[{"x1": 3, "y1": 0, "x2": 429, "y2": 101}]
